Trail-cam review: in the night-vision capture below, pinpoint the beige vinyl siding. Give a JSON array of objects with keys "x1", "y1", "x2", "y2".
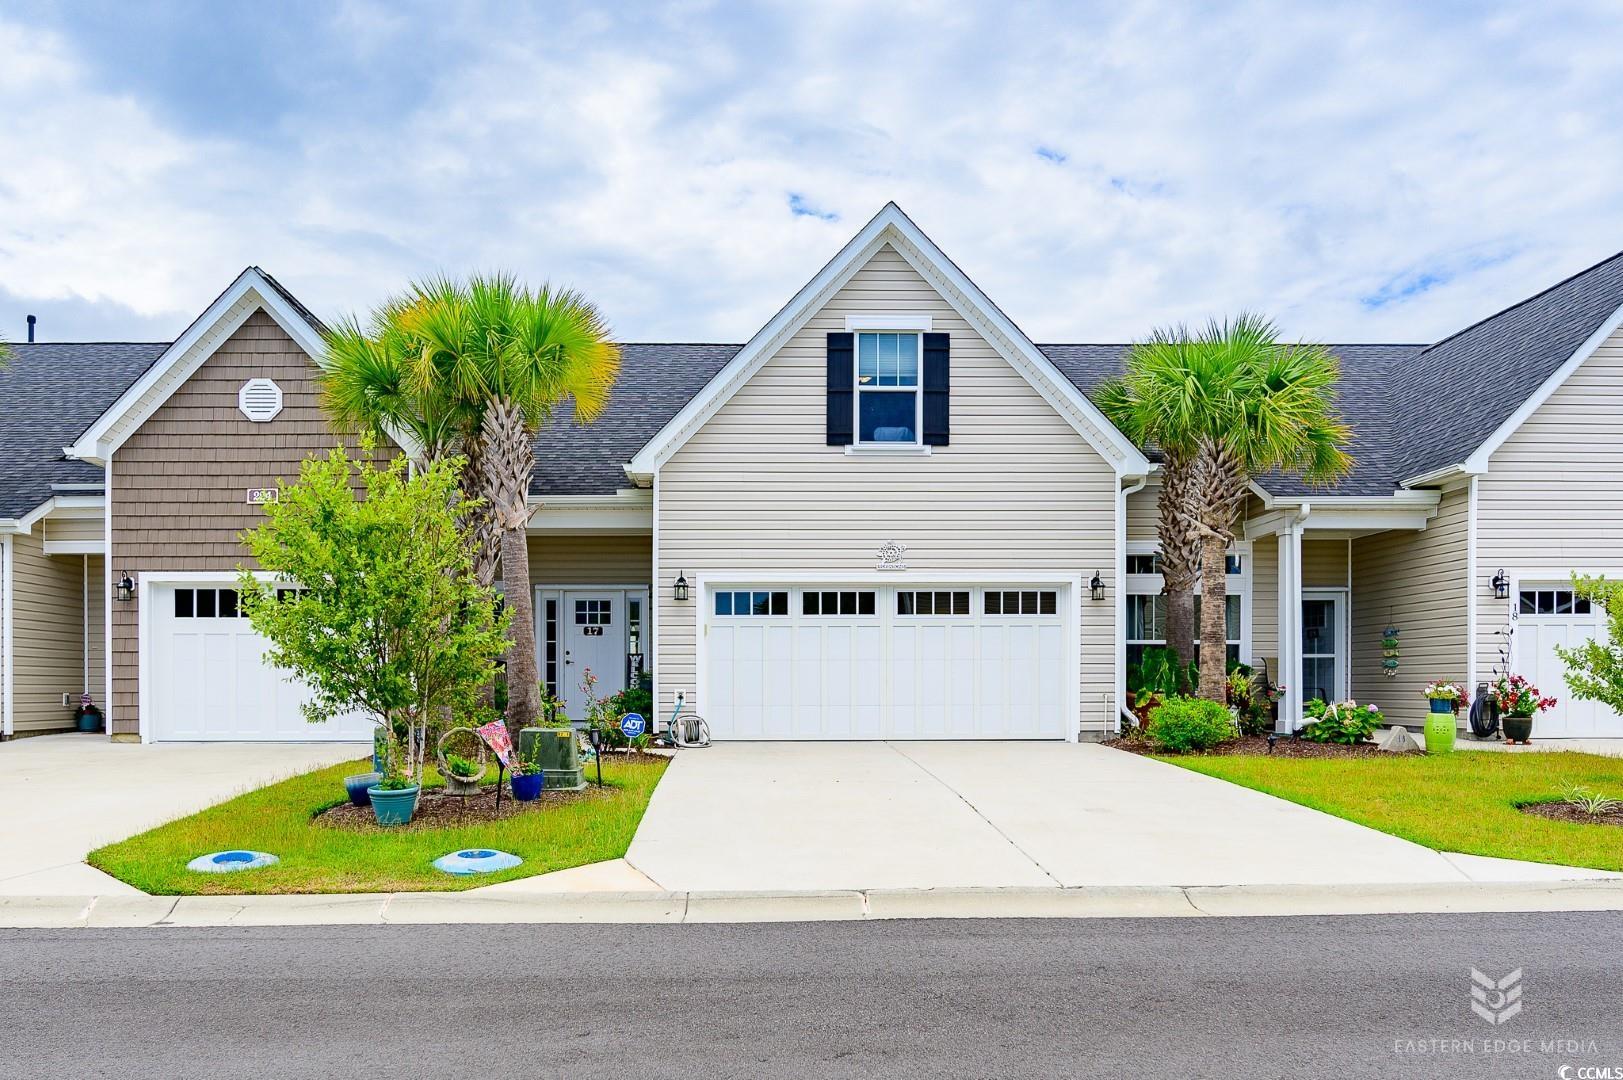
[
  {"x1": 1303, "y1": 539, "x2": 1351, "y2": 588},
  {"x1": 1251, "y1": 538, "x2": 1278, "y2": 674},
  {"x1": 1349, "y1": 485, "x2": 1469, "y2": 727},
  {"x1": 43, "y1": 516, "x2": 103, "y2": 546},
  {"x1": 7, "y1": 531, "x2": 92, "y2": 733},
  {"x1": 86, "y1": 554, "x2": 105, "y2": 706},
  {"x1": 109, "y1": 309, "x2": 349, "y2": 737},
  {"x1": 656, "y1": 243, "x2": 1119, "y2": 734},
  {"x1": 1126, "y1": 480, "x2": 1159, "y2": 541},
  {"x1": 1475, "y1": 324, "x2": 1623, "y2": 679},
  {"x1": 528, "y1": 534, "x2": 650, "y2": 586}
]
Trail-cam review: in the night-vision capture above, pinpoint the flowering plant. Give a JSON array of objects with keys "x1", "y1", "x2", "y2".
[
  {"x1": 1300, "y1": 698, "x2": 1385, "y2": 744},
  {"x1": 1422, "y1": 681, "x2": 1469, "y2": 704},
  {"x1": 1490, "y1": 674, "x2": 1557, "y2": 718}
]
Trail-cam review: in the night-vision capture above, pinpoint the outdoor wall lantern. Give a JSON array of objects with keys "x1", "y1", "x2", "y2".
[
  {"x1": 673, "y1": 571, "x2": 689, "y2": 602},
  {"x1": 115, "y1": 572, "x2": 135, "y2": 602},
  {"x1": 1090, "y1": 571, "x2": 1106, "y2": 601},
  {"x1": 1491, "y1": 569, "x2": 1510, "y2": 600}
]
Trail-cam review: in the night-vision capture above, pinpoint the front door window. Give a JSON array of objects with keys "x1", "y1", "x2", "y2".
[{"x1": 1301, "y1": 596, "x2": 1341, "y2": 702}]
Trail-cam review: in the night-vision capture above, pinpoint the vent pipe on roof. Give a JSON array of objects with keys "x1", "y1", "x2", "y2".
[{"x1": 26, "y1": 315, "x2": 35, "y2": 343}]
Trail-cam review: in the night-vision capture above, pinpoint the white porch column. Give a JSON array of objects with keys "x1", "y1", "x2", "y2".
[{"x1": 1276, "y1": 517, "x2": 1305, "y2": 733}]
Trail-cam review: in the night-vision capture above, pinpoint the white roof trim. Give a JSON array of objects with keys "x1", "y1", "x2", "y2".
[
  {"x1": 624, "y1": 203, "x2": 1150, "y2": 481},
  {"x1": 64, "y1": 268, "x2": 325, "y2": 465},
  {"x1": 0, "y1": 493, "x2": 105, "y2": 535},
  {"x1": 1446, "y1": 297, "x2": 1623, "y2": 478}
]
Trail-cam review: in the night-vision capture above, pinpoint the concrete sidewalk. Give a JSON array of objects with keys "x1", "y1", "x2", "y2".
[
  {"x1": 624, "y1": 742, "x2": 1605, "y2": 891},
  {"x1": 0, "y1": 734, "x2": 363, "y2": 894}
]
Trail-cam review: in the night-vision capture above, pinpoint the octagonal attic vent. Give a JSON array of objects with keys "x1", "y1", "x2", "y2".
[{"x1": 237, "y1": 378, "x2": 283, "y2": 422}]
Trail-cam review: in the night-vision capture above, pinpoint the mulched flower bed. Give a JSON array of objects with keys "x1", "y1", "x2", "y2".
[
  {"x1": 1106, "y1": 734, "x2": 1416, "y2": 759},
  {"x1": 317, "y1": 783, "x2": 610, "y2": 831},
  {"x1": 1518, "y1": 802, "x2": 1623, "y2": 829}
]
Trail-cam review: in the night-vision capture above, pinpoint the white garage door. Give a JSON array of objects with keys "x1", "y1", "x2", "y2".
[
  {"x1": 1515, "y1": 583, "x2": 1623, "y2": 738},
  {"x1": 148, "y1": 583, "x2": 371, "y2": 741},
  {"x1": 703, "y1": 584, "x2": 1072, "y2": 740}
]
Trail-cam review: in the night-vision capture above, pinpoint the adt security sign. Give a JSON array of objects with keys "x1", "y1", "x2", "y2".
[{"x1": 619, "y1": 713, "x2": 647, "y2": 739}]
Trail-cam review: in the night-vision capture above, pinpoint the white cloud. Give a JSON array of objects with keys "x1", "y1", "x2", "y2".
[{"x1": 1, "y1": 1, "x2": 1621, "y2": 346}]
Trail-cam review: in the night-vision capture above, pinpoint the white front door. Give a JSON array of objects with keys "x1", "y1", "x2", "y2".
[
  {"x1": 560, "y1": 591, "x2": 627, "y2": 720},
  {"x1": 147, "y1": 582, "x2": 371, "y2": 741},
  {"x1": 1301, "y1": 591, "x2": 1346, "y2": 704},
  {"x1": 1514, "y1": 583, "x2": 1623, "y2": 738},
  {"x1": 703, "y1": 584, "x2": 1070, "y2": 740}
]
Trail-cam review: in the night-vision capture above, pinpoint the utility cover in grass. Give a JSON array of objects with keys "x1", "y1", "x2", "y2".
[
  {"x1": 433, "y1": 849, "x2": 522, "y2": 875},
  {"x1": 187, "y1": 850, "x2": 279, "y2": 873}
]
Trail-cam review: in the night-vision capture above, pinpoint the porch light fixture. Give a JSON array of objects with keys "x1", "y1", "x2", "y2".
[
  {"x1": 673, "y1": 571, "x2": 689, "y2": 602},
  {"x1": 115, "y1": 572, "x2": 135, "y2": 603},
  {"x1": 1090, "y1": 571, "x2": 1105, "y2": 601},
  {"x1": 1491, "y1": 569, "x2": 1509, "y2": 600}
]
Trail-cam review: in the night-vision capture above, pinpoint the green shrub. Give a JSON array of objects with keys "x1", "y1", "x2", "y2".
[
  {"x1": 1146, "y1": 696, "x2": 1238, "y2": 753},
  {"x1": 1300, "y1": 699, "x2": 1384, "y2": 744}
]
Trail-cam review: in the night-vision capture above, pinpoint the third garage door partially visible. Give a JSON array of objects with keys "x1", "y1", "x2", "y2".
[{"x1": 702, "y1": 584, "x2": 1072, "y2": 740}]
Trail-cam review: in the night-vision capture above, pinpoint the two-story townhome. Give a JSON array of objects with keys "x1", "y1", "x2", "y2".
[{"x1": 4, "y1": 204, "x2": 1622, "y2": 744}]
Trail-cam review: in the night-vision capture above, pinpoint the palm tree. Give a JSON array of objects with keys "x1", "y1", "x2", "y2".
[
  {"x1": 1098, "y1": 370, "x2": 1201, "y2": 674},
  {"x1": 320, "y1": 277, "x2": 620, "y2": 731},
  {"x1": 401, "y1": 275, "x2": 620, "y2": 730},
  {"x1": 1104, "y1": 315, "x2": 1351, "y2": 701}
]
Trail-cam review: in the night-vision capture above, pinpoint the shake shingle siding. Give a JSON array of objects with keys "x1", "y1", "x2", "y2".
[{"x1": 108, "y1": 309, "x2": 343, "y2": 736}]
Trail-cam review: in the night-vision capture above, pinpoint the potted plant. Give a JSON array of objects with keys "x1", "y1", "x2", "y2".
[
  {"x1": 367, "y1": 769, "x2": 422, "y2": 826},
  {"x1": 1491, "y1": 674, "x2": 1557, "y2": 745},
  {"x1": 343, "y1": 770, "x2": 383, "y2": 807},
  {"x1": 436, "y1": 727, "x2": 488, "y2": 796},
  {"x1": 511, "y1": 755, "x2": 545, "y2": 802},
  {"x1": 1422, "y1": 681, "x2": 1468, "y2": 753}
]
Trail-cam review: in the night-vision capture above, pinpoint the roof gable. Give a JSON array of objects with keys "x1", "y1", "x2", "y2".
[
  {"x1": 64, "y1": 267, "x2": 326, "y2": 465},
  {"x1": 624, "y1": 203, "x2": 1150, "y2": 481},
  {"x1": 1390, "y1": 249, "x2": 1623, "y2": 483}
]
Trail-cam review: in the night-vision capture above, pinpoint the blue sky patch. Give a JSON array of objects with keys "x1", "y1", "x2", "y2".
[
  {"x1": 1035, "y1": 146, "x2": 1067, "y2": 164},
  {"x1": 788, "y1": 194, "x2": 838, "y2": 221}
]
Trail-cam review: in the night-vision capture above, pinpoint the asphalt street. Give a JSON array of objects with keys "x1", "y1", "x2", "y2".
[{"x1": 4, "y1": 911, "x2": 1621, "y2": 1079}]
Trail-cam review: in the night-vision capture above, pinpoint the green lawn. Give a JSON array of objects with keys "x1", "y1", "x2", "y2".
[
  {"x1": 90, "y1": 754, "x2": 668, "y2": 895},
  {"x1": 1158, "y1": 749, "x2": 1623, "y2": 871}
]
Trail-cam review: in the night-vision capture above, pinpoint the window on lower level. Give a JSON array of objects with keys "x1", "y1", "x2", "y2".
[
  {"x1": 173, "y1": 587, "x2": 246, "y2": 619},
  {"x1": 801, "y1": 590, "x2": 876, "y2": 617},
  {"x1": 1125, "y1": 592, "x2": 1240, "y2": 668},
  {"x1": 716, "y1": 590, "x2": 789, "y2": 616},
  {"x1": 1519, "y1": 588, "x2": 1591, "y2": 616}
]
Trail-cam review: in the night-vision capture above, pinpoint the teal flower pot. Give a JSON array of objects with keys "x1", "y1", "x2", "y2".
[
  {"x1": 344, "y1": 772, "x2": 382, "y2": 807},
  {"x1": 367, "y1": 784, "x2": 421, "y2": 826}
]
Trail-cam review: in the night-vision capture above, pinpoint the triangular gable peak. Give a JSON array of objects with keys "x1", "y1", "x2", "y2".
[
  {"x1": 65, "y1": 267, "x2": 327, "y2": 465},
  {"x1": 624, "y1": 203, "x2": 1150, "y2": 482}
]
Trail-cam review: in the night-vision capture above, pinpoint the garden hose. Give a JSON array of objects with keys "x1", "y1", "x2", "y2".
[{"x1": 1468, "y1": 688, "x2": 1500, "y2": 739}]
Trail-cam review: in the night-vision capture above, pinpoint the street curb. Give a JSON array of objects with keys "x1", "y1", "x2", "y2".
[{"x1": 6, "y1": 879, "x2": 1623, "y2": 929}]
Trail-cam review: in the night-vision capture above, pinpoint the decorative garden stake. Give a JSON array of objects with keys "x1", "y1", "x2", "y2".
[
  {"x1": 477, "y1": 719, "x2": 514, "y2": 812},
  {"x1": 588, "y1": 724, "x2": 604, "y2": 786}
]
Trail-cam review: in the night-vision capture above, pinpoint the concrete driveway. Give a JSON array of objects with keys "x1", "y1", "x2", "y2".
[
  {"x1": 0, "y1": 734, "x2": 364, "y2": 894},
  {"x1": 625, "y1": 742, "x2": 1615, "y2": 891}
]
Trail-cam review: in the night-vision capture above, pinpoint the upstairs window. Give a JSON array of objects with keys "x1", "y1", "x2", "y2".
[{"x1": 856, "y1": 332, "x2": 920, "y2": 444}]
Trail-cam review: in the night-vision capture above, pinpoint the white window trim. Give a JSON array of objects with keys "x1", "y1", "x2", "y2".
[
  {"x1": 1123, "y1": 540, "x2": 1253, "y2": 665},
  {"x1": 854, "y1": 330, "x2": 923, "y2": 448}
]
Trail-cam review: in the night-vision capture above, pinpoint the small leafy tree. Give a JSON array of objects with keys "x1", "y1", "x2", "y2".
[
  {"x1": 238, "y1": 444, "x2": 511, "y2": 785},
  {"x1": 1556, "y1": 574, "x2": 1623, "y2": 712}
]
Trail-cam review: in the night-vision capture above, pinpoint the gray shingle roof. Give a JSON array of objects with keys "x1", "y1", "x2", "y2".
[
  {"x1": 253, "y1": 266, "x2": 328, "y2": 337},
  {"x1": 530, "y1": 343, "x2": 740, "y2": 495},
  {"x1": 0, "y1": 342, "x2": 167, "y2": 519},
  {"x1": 1386, "y1": 250, "x2": 1623, "y2": 481}
]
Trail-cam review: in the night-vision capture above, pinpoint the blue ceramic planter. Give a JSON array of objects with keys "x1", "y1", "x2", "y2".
[
  {"x1": 511, "y1": 772, "x2": 545, "y2": 802},
  {"x1": 1429, "y1": 698, "x2": 1454, "y2": 714},
  {"x1": 344, "y1": 772, "x2": 383, "y2": 807},
  {"x1": 367, "y1": 784, "x2": 421, "y2": 826}
]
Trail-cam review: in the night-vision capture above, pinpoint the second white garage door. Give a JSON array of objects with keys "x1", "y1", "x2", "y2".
[
  {"x1": 1514, "y1": 582, "x2": 1623, "y2": 738},
  {"x1": 703, "y1": 584, "x2": 1072, "y2": 740},
  {"x1": 147, "y1": 582, "x2": 372, "y2": 742}
]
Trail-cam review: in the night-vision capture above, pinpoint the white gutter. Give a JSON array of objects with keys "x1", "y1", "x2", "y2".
[
  {"x1": 2, "y1": 535, "x2": 12, "y2": 737},
  {"x1": 1115, "y1": 473, "x2": 1150, "y2": 734}
]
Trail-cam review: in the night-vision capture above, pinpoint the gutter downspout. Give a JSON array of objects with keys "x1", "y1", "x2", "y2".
[{"x1": 1117, "y1": 474, "x2": 1150, "y2": 733}]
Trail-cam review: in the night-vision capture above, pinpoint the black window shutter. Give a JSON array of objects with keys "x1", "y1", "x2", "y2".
[
  {"x1": 826, "y1": 332, "x2": 854, "y2": 446},
  {"x1": 922, "y1": 332, "x2": 950, "y2": 446}
]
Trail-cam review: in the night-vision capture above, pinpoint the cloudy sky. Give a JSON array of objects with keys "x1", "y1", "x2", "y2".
[{"x1": 2, "y1": 1, "x2": 1621, "y2": 348}]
